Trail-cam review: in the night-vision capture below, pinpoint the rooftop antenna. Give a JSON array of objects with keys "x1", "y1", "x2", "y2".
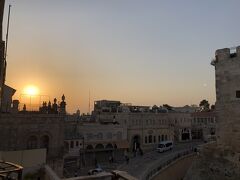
[
  {"x1": 2, "y1": 4, "x2": 11, "y2": 85},
  {"x1": 88, "y1": 89, "x2": 90, "y2": 114},
  {"x1": 5, "y1": 4, "x2": 11, "y2": 60},
  {"x1": 0, "y1": 4, "x2": 11, "y2": 111}
]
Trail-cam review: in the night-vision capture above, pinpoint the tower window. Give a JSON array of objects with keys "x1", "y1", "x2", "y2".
[{"x1": 236, "y1": 91, "x2": 240, "y2": 98}]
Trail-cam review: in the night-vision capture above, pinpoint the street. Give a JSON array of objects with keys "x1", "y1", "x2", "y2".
[
  {"x1": 117, "y1": 141, "x2": 203, "y2": 179},
  {"x1": 63, "y1": 141, "x2": 203, "y2": 178}
]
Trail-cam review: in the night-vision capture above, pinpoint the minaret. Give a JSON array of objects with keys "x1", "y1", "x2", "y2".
[{"x1": 59, "y1": 94, "x2": 66, "y2": 114}]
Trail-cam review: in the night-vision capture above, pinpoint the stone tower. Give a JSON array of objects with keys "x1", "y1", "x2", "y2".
[{"x1": 212, "y1": 46, "x2": 240, "y2": 153}]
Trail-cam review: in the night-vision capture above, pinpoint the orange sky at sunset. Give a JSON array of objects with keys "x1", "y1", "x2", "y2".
[{"x1": 6, "y1": 0, "x2": 240, "y2": 113}]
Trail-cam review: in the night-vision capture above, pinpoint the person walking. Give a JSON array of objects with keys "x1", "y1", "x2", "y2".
[
  {"x1": 124, "y1": 149, "x2": 129, "y2": 164},
  {"x1": 109, "y1": 155, "x2": 113, "y2": 163},
  {"x1": 126, "y1": 155, "x2": 129, "y2": 164}
]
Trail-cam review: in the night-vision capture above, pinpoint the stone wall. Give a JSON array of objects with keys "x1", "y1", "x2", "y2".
[
  {"x1": 0, "y1": 114, "x2": 64, "y2": 156},
  {"x1": 184, "y1": 142, "x2": 240, "y2": 180},
  {"x1": 152, "y1": 154, "x2": 196, "y2": 180},
  {"x1": 214, "y1": 46, "x2": 240, "y2": 153},
  {"x1": 0, "y1": 113, "x2": 65, "y2": 176}
]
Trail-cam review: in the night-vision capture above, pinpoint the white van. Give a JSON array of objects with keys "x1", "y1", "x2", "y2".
[
  {"x1": 157, "y1": 141, "x2": 173, "y2": 153},
  {"x1": 203, "y1": 135, "x2": 216, "y2": 143}
]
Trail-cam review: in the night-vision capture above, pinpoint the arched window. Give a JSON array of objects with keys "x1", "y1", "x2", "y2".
[
  {"x1": 105, "y1": 144, "x2": 114, "y2": 149},
  {"x1": 86, "y1": 145, "x2": 94, "y2": 150},
  {"x1": 153, "y1": 136, "x2": 156, "y2": 143},
  {"x1": 27, "y1": 136, "x2": 38, "y2": 149},
  {"x1": 148, "y1": 135, "x2": 152, "y2": 143},
  {"x1": 95, "y1": 144, "x2": 104, "y2": 149}
]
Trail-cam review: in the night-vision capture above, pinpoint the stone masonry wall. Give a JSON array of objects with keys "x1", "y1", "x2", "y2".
[{"x1": 214, "y1": 46, "x2": 240, "y2": 153}]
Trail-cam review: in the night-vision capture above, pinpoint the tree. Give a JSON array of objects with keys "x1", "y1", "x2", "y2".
[
  {"x1": 163, "y1": 104, "x2": 173, "y2": 111},
  {"x1": 152, "y1": 105, "x2": 159, "y2": 112},
  {"x1": 199, "y1": 99, "x2": 210, "y2": 111}
]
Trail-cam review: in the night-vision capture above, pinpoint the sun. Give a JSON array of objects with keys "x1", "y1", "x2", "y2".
[{"x1": 23, "y1": 85, "x2": 39, "y2": 96}]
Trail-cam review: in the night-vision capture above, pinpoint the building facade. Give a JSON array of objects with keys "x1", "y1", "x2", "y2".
[
  {"x1": 168, "y1": 113, "x2": 192, "y2": 142},
  {"x1": 0, "y1": 94, "x2": 68, "y2": 178},
  {"x1": 191, "y1": 111, "x2": 216, "y2": 141},
  {"x1": 64, "y1": 119, "x2": 128, "y2": 168},
  {"x1": 0, "y1": 113, "x2": 65, "y2": 176},
  {"x1": 92, "y1": 100, "x2": 195, "y2": 152}
]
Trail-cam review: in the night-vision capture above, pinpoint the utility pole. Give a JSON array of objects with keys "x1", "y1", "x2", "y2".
[
  {"x1": 0, "y1": 3, "x2": 11, "y2": 112},
  {"x1": 5, "y1": 4, "x2": 11, "y2": 60},
  {"x1": 2, "y1": 4, "x2": 11, "y2": 86},
  {"x1": 88, "y1": 90, "x2": 90, "y2": 114}
]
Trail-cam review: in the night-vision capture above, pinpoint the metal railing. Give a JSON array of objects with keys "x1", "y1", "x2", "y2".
[
  {"x1": 142, "y1": 149, "x2": 195, "y2": 180},
  {"x1": 0, "y1": 161, "x2": 23, "y2": 180}
]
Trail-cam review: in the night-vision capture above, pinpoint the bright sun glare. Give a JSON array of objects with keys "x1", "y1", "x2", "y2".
[{"x1": 23, "y1": 85, "x2": 39, "y2": 96}]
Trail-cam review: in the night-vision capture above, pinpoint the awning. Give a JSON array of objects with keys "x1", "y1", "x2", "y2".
[{"x1": 115, "y1": 140, "x2": 129, "y2": 149}]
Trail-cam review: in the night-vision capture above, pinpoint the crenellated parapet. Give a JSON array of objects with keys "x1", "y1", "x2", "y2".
[
  {"x1": 214, "y1": 46, "x2": 240, "y2": 63},
  {"x1": 215, "y1": 48, "x2": 230, "y2": 61},
  {"x1": 236, "y1": 46, "x2": 240, "y2": 56}
]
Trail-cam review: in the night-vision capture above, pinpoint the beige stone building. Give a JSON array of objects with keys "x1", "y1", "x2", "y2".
[
  {"x1": 93, "y1": 100, "x2": 195, "y2": 152},
  {"x1": 212, "y1": 46, "x2": 240, "y2": 153},
  {"x1": 168, "y1": 113, "x2": 192, "y2": 142},
  {"x1": 191, "y1": 111, "x2": 216, "y2": 141},
  {"x1": 64, "y1": 119, "x2": 128, "y2": 169}
]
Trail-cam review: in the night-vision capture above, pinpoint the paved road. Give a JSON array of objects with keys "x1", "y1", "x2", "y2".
[
  {"x1": 117, "y1": 141, "x2": 203, "y2": 179},
  {"x1": 64, "y1": 141, "x2": 203, "y2": 178}
]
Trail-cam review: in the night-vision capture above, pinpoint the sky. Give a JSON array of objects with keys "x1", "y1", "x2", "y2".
[{"x1": 3, "y1": 0, "x2": 240, "y2": 113}]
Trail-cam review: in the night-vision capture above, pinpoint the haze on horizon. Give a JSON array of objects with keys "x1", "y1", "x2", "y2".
[{"x1": 3, "y1": 0, "x2": 240, "y2": 113}]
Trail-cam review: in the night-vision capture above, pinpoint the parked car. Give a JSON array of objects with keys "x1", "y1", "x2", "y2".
[{"x1": 88, "y1": 168, "x2": 103, "y2": 175}]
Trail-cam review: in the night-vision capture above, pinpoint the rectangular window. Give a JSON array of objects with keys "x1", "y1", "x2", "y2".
[
  {"x1": 145, "y1": 136, "x2": 148, "y2": 144},
  {"x1": 149, "y1": 135, "x2": 152, "y2": 143},
  {"x1": 154, "y1": 136, "x2": 156, "y2": 143},
  {"x1": 236, "y1": 91, "x2": 240, "y2": 98},
  {"x1": 76, "y1": 141, "x2": 79, "y2": 147}
]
